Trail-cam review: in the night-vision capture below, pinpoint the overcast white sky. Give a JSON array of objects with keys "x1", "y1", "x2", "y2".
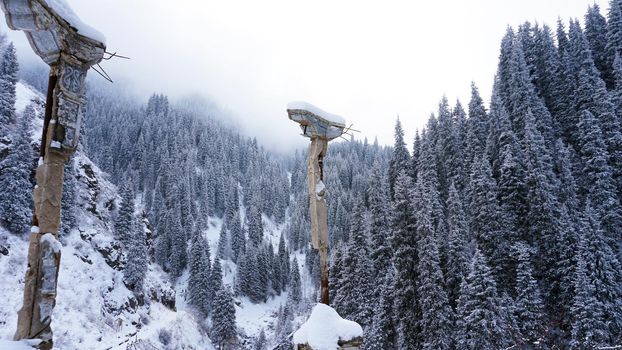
[{"x1": 2, "y1": 0, "x2": 611, "y2": 152}]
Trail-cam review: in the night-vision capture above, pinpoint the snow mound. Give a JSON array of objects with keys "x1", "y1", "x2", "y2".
[
  {"x1": 293, "y1": 303, "x2": 362, "y2": 350},
  {"x1": 46, "y1": 0, "x2": 106, "y2": 44},
  {"x1": 0, "y1": 339, "x2": 41, "y2": 349},
  {"x1": 287, "y1": 101, "x2": 345, "y2": 125},
  {"x1": 40, "y1": 233, "x2": 61, "y2": 253}
]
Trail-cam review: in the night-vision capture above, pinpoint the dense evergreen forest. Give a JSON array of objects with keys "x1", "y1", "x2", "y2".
[
  {"x1": 2, "y1": 1, "x2": 622, "y2": 349},
  {"x1": 326, "y1": 3, "x2": 622, "y2": 349}
]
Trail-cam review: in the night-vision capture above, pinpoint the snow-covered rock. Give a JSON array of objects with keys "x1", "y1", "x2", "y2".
[{"x1": 293, "y1": 303, "x2": 363, "y2": 350}]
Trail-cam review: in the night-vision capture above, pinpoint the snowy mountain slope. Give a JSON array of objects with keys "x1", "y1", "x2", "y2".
[{"x1": 0, "y1": 82, "x2": 214, "y2": 350}]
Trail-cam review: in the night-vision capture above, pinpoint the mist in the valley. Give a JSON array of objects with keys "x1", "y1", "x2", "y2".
[{"x1": 1, "y1": 0, "x2": 609, "y2": 152}]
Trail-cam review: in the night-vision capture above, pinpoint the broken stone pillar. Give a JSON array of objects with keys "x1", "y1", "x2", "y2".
[{"x1": 0, "y1": 1, "x2": 105, "y2": 348}]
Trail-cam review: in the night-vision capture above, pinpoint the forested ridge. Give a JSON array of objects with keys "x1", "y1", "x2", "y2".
[{"x1": 327, "y1": 3, "x2": 622, "y2": 349}]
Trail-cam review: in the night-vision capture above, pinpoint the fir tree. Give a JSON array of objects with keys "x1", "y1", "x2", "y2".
[
  {"x1": 188, "y1": 235, "x2": 211, "y2": 316},
  {"x1": 415, "y1": 177, "x2": 453, "y2": 350},
  {"x1": 229, "y1": 211, "x2": 245, "y2": 263},
  {"x1": 365, "y1": 273, "x2": 397, "y2": 350},
  {"x1": 115, "y1": 182, "x2": 136, "y2": 247},
  {"x1": 576, "y1": 110, "x2": 622, "y2": 245},
  {"x1": 289, "y1": 257, "x2": 302, "y2": 306},
  {"x1": 577, "y1": 202, "x2": 622, "y2": 342},
  {"x1": 368, "y1": 159, "x2": 391, "y2": 276},
  {"x1": 585, "y1": 4, "x2": 610, "y2": 86},
  {"x1": 607, "y1": 0, "x2": 622, "y2": 87},
  {"x1": 124, "y1": 215, "x2": 147, "y2": 293},
  {"x1": 209, "y1": 257, "x2": 224, "y2": 307},
  {"x1": 0, "y1": 42, "x2": 18, "y2": 138},
  {"x1": 388, "y1": 119, "x2": 410, "y2": 201},
  {"x1": 569, "y1": 235, "x2": 608, "y2": 349},
  {"x1": 446, "y1": 183, "x2": 470, "y2": 309},
  {"x1": 211, "y1": 288, "x2": 237, "y2": 349},
  {"x1": 246, "y1": 200, "x2": 263, "y2": 247},
  {"x1": 456, "y1": 248, "x2": 509, "y2": 349},
  {"x1": 254, "y1": 329, "x2": 267, "y2": 350},
  {"x1": 514, "y1": 242, "x2": 545, "y2": 345},
  {"x1": 390, "y1": 171, "x2": 419, "y2": 348},
  {"x1": 0, "y1": 105, "x2": 33, "y2": 234}
]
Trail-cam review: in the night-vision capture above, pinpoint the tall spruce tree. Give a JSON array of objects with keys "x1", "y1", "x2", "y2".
[
  {"x1": 0, "y1": 42, "x2": 18, "y2": 138},
  {"x1": 414, "y1": 177, "x2": 453, "y2": 350},
  {"x1": 0, "y1": 105, "x2": 33, "y2": 234},
  {"x1": 446, "y1": 183, "x2": 470, "y2": 309},
  {"x1": 585, "y1": 4, "x2": 610, "y2": 86},
  {"x1": 513, "y1": 242, "x2": 545, "y2": 345},
  {"x1": 570, "y1": 235, "x2": 608, "y2": 349},
  {"x1": 577, "y1": 202, "x2": 622, "y2": 342},
  {"x1": 456, "y1": 248, "x2": 509, "y2": 349},
  {"x1": 211, "y1": 288, "x2": 237, "y2": 349},
  {"x1": 188, "y1": 234, "x2": 211, "y2": 316},
  {"x1": 390, "y1": 171, "x2": 419, "y2": 348},
  {"x1": 576, "y1": 110, "x2": 622, "y2": 245},
  {"x1": 388, "y1": 119, "x2": 410, "y2": 201}
]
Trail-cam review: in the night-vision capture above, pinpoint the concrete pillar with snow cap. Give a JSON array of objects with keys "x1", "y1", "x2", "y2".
[{"x1": 0, "y1": 0, "x2": 105, "y2": 348}]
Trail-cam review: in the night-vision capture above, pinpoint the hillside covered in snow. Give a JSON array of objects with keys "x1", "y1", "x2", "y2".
[{"x1": 3, "y1": 1, "x2": 622, "y2": 349}]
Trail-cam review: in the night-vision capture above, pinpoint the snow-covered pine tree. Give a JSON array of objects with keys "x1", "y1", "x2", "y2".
[
  {"x1": 229, "y1": 211, "x2": 245, "y2": 263},
  {"x1": 577, "y1": 202, "x2": 622, "y2": 342},
  {"x1": 0, "y1": 103, "x2": 33, "y2": 234},
  {"x1": 246, "y1": 199, "x2": 263, "y2": 247},
  {"x1": 217, "y1": 225, "x2": 229, "y2": 260},
  {"x1": 387, "y1": 119, "x2": 410, "y2": 201},
  {"x1": 0, "y1": 42, "x2": 18, "y2": 139},
  {"x1": 390, "y1": 171, "x2": 419, "y2": 348},
  {"x1": 445, "y1": 183, "x2": 470, "y2": 309},
  {"x1": 115, "y1": 182, "x2": 136, "y2": 247},
  {"x1": 168, "y1": 208, "x2": 187, "y2": 279},
  {"x1": 607, "y1": 0, "x2": 622, "y2": 88},
  {"x1": 576, "y1": 110, "x2": 622, "y2": 246},
  {"x1": 288, "y1": 257, "x2": 302, "y2": 306},
  {"x1": 585, "y1": 3, "x2": 610, "y2": 86},
  {"x1": 209, "y1": 257, "x2": 223, "y2": 309},
  {"x1": 254, "y1": 328, "x2": 267, "y2": 350},
  {"x1": 124, "y1": 214, "x2": 147, "y2": 293},
  {"x1": 211, "y1": 288, "x2": 237, "y2": 349},
  {"x1": 188, "y1": 234, "x2": 211, "y2": 316},
  {"x1": 456, "y1": 248, "x2": 509, "y2": 349},
  {"x1": 368, "y1": 159, "x2": 391, "y2": 277},
  {"x1": 414, "y1": 176, "x2": 453, "y2": 350},
  {"x1": 513, "y1": 242, "x2": 545, "y2": 345},
  {"x1": 569, "y1": 235, "x2": 608, "y2": 349},
  {"x1": 364, "y1": 273, "x2": 397, "y2": 350},
  {"x1": 464, "y1": 83, "x2": 488, "y2": 174},
  {"x1": 467, "y1": 154, "x2": 505, "y2": 286}
]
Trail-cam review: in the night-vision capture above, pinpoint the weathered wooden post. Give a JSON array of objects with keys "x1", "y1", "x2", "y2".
[
  {"x1": 0, "y1": 1, "x2": 105, "y2": 348},
  {"x1": 287, "y1": 103, "x2": 363, "y2": 349},
  {"x1": 287, "y1": 101, "x2": 345, "y2": 305}
]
